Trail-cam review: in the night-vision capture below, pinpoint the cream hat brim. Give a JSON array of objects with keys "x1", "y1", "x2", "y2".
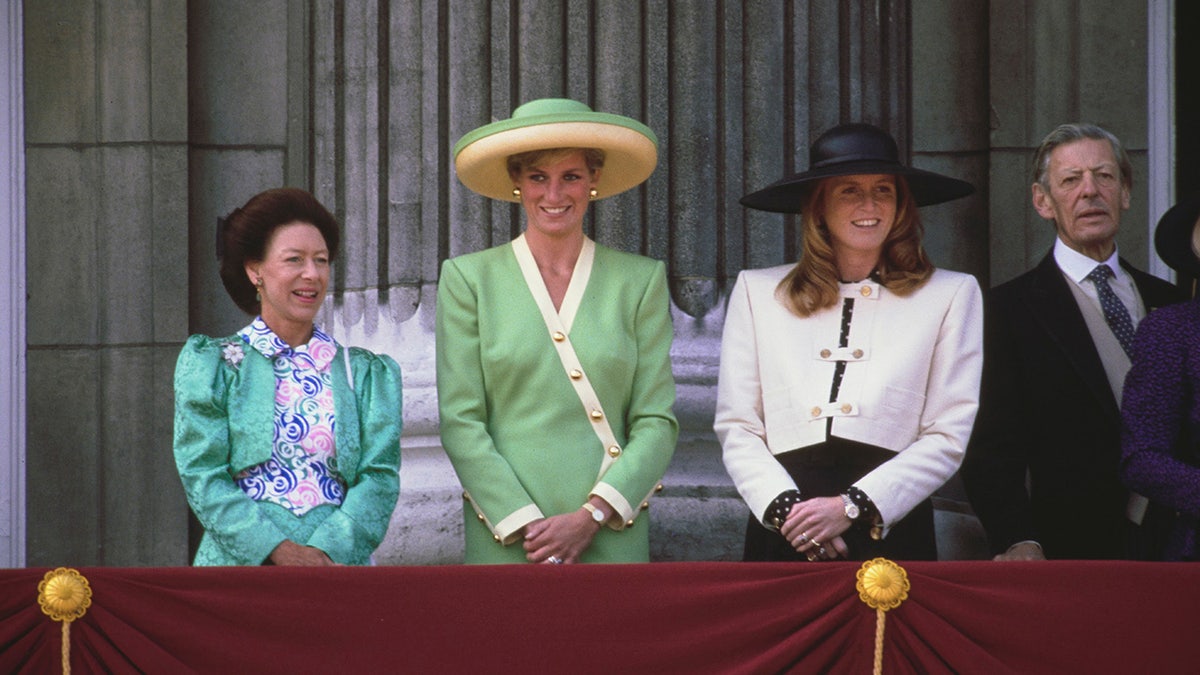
[{"x1": 453, "y1": 99, "x2": 658, "y2": 202}]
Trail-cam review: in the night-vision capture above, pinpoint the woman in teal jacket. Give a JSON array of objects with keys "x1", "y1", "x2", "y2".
[
  {"x1": 439, "y1": 99, "x2": 678, "y2": 564},
  {"x1": 174, "y1": 188, "x2": 401, "y2": 566}
]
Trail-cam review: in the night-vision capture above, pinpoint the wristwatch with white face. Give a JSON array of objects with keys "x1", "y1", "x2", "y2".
[
  {"x1": 582, "y1": 503, "x2": 606, "y2": 526},
  {"x1": 841, "y1": 493, "x2": 860, "y2": 521}
]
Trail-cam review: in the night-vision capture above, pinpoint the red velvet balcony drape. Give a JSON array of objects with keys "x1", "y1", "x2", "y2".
[{"x1": 2, "y1": 561, "x2": 1196, "y2": 674}]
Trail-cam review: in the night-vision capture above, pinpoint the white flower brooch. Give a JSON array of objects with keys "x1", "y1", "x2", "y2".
[{"x1": 221, "y1": 341, "x2": 245, "y2": 369}]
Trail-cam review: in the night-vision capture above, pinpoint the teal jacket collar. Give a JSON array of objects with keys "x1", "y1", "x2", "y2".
[{"x1": 225, "y1": 342, "x2": 363, "y2": 479}]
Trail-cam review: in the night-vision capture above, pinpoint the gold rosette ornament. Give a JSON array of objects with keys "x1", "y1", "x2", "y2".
[
  {"x1": 37, "y1": 567, "x2": 92, "y2": 675},
  {"x1": 856, "y1": 558, "x2": 910, "y2": 675}
]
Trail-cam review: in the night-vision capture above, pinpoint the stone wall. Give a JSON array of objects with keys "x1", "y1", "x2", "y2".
[
  {"x1": 23, "y1": 0, "x2": 189, "y2": 566},
  {"x1": 985, "y1": 0, "x2": 1154, "y2": 286}
]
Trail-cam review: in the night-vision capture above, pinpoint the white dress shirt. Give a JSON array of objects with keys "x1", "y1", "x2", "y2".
[{"x1": 1053, "y1": 237, "x2": 1147, "y2": 324}]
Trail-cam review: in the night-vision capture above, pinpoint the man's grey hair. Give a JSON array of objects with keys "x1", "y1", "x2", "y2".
[{"x1": 1032, "y1": 123, "x2": 1133, "y2": 192}]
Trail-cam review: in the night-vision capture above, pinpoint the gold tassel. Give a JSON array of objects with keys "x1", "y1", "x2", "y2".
[
  {"x1": 38, "y1": 567, "x2": 93, "y2": 675},
  {"x1": 856, "y1": 558, "x2": 910, "y2": 675}
]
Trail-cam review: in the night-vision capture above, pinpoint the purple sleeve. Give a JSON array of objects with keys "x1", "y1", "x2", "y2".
[{"x1": 1120, "y1": 303, "x2": 1200, "y2": 517}]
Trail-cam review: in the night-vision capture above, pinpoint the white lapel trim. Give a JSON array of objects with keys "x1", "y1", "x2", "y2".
[
  {"x1": 511, "y1": 233, "x2": 622, "y2": 480},
  {"x1": 511, "y1": 233, "x2": 594, "y2": 332},
  {"x1": 510, "y1": 234, "x2": 660, "y2": 527}
]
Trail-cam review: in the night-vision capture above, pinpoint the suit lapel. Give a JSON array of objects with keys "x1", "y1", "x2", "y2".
[{"x1": 1023, "y1": 252, "x2": 1119, "y2": 417}]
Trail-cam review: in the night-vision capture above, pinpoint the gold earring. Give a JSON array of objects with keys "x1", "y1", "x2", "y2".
[
  {"x1": 589, "y1": 188, "x2": 598, "y2": 200},
  {"x1": 512, "y1": 187, "x2": 521, "y2": 198},
  {"x1": 255, "y1": 278, "x2": 262, "y2": 302}
]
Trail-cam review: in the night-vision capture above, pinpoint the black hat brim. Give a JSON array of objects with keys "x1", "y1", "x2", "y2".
[
  {"x1": 740, "y1": 161, "x2": 975, "y2": 213},
  {"x1": 1154, "y1": 195, "x2": 1200, "y2": 277}
]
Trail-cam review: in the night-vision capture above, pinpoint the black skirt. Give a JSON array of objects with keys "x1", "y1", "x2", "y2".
[{"x1": 743, "y1": 437, "x2": 937, "y2": 562}]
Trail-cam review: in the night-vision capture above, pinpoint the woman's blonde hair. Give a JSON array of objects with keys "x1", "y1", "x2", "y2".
[{"x1": 775, "y1": 175, "x2": 933, "y2": 317}]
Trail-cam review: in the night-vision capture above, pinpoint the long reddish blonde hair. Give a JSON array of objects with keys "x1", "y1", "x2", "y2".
[{"x1": 775, "y1": 175, "x2": 933, "y2": 317}]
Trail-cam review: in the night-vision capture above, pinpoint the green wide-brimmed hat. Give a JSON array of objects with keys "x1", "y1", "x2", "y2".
[{"x1": 453, "y1": 98, "x2": 658, "y2": 202}]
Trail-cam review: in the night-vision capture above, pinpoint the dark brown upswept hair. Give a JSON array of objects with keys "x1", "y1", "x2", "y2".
[
  {"x1": 218, "y1": 187, "x2": 340, "y2": 315},
  {"x1": 506, "y1": 147, "x2": 606, "y2": 181},
  {"x1": 775, "y1": 175, "x2": 933, "y2": 317}
]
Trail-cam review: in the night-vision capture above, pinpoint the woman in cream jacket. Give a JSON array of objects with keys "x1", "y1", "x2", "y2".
[{"x1": 715, "y1": 123, "x2": 982, "y2": 562}]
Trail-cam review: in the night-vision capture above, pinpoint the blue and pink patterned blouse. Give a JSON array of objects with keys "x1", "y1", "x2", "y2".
[{"x1": 232, "y1": 318, "x2": 346, "y2": 515}]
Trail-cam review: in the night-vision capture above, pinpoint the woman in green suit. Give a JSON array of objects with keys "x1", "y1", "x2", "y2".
[
  {"x1": 174, "y1": 188, "x2": 402, "y2": 566},
  {"x1": 439, "y1": 99, "x2": 678, "y2": 564}
]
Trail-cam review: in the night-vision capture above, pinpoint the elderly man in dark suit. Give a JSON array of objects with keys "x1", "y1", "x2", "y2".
[{"x1": 963, "y1": 123, "x2": 1186, "y2": 560}]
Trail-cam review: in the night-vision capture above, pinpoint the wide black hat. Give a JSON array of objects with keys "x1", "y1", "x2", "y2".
[
  {"x1": 740, "y1": 123, "x2": 975, "y2": 213},
  {"x1": 1154, "y1": 194, "x2": 1200, "y2": 277}
]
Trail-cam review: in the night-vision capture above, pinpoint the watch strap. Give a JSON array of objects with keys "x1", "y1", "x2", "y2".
[{"x1": 581, "y1": 502, "x2": 606, "y2": 525}]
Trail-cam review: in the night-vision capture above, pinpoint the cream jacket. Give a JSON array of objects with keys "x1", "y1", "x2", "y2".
[{"x1": 714, "y1": 265, "x2": 983, "y2": 533}]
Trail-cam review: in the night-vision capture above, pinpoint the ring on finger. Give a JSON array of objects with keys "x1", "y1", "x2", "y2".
[
  {"x1": 811, "y1": 539, "x2": 822, "y2": 549},
  {"x1": 797, "y1": 532, "x2": 809, "y2": 545},
  {"x1": 806, "y1": 551, "x2": 818, "y2": 562},
  {"x1": 547, "y1": 555, "x2": 563, "y2": 564},
  {"x1": 817, "y1": 546, "x2": 827, "y2": 558}
]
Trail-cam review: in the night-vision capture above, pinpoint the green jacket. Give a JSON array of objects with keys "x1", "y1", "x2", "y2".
[
  {"x1": 437, "y1": 241, "x2": 678, "y2": 563},
  {"x1": 173, "y1": 334, "x2": 402, "y2": 565}
]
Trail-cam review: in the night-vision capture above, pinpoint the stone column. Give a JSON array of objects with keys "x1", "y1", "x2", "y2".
[{"x1": 23, "y1": 0, "x2": 189, "y2": 565}]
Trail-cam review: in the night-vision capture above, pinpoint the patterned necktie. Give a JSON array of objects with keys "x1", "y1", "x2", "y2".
[{"x1": 1084, "y1": 264, "x2": 1135, "y2": 358}]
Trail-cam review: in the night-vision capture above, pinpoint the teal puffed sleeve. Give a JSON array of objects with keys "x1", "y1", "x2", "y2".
[
  {"x1": 307, "y1": 347, "x2": 403, "y2": 563},
  {"x1": 173, "y1": 335, "x2": 289, "y2": 565}
]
